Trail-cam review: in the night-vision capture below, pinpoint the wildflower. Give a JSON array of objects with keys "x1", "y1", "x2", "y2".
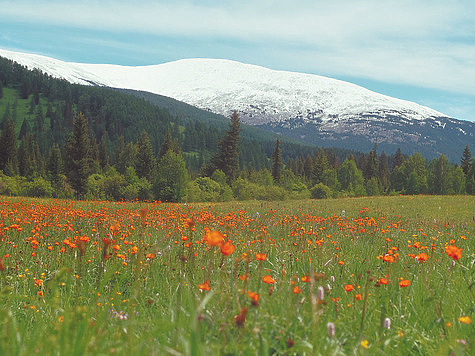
[
  {"x1": 262, "y1": 275, "x2": 275, "y2": 284},
  {"x1": 146, "y1": 253, "x2": 155, "y2": 259},
  {"x1": 220, "y1": 241, "x2": 235, "y2": 256},
  {"x1": 234, "y1": 307, "x2": 248, "y2": 327},
  {"x1": 384, "y1": 318, "x2": 391, "y2": 329},
  {"x1": 205, "y1": 230, "x2": 224, "y2": 247},
  {"x1": 445, "y1": 245, "x2": 462, "y2": 261},
  {"x1": 301, "y1": 275, "x2": 310, "y2": 282},
  {"x1": 293, "y1": 286, "x2": 302, "y2": 294},
  {"x1": 198, "y1": 280, "x2": 210, "y2": 291},
  {"x1": 344, "y1": 284, "x2": 353, "y2": 292},
  {"x1": 458, "y1": 316, "x2": 472, "y2": 324},
  {"x1": 354, "y1": 293, "x2": 362, "y2": 301},
  {"x1": 399, "y1": 279, "x2": 411, "y2": 288},
  {"x1": 360, "y1": 340, "x2": 369, "y2": 349},
  {"x1": 378, "y1": 278, "x2": 389, "y2": 285},
  {"x1": 415, "y1": 252, "x2": 428, "y2": 262},
  {"x1": 256, "y1": 253, "x2": 267, "y2": 261},
  {"x1": 247, "y1": 291, "x2": 260, "y2": 305},
  {"x1": 37, "y1": 291, "x2": 44, "y2": 297},
  {"x1": 327, "y1": 322, "x2": 335, "y2": 337}
]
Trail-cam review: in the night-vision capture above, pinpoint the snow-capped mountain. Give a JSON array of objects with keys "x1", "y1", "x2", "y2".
[{"x1": 1, "y1": 48, "x2": 473, "y2": 159}]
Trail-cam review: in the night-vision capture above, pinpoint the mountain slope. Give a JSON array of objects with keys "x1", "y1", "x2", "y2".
[{"x1": 1, "y1": 48, "x2": 473, "y2": 160}]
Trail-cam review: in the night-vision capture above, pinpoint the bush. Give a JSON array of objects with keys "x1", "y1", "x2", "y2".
[
  {"x1": 24, "y1": 177, "x2": 53, "y2": 198},
  {"x1": 185, "y1": 177, "x2": 233, "y2": 202},
  {"x1": 310, "y1": 183, "x2": 332, "y2": 199}
]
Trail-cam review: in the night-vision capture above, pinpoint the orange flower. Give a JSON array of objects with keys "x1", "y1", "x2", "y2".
[
  {"x1": 256, "y1": 253, "x2": 267, "y2": 261},
  {"x1": 262, "y1": 275, "x2": 275, "y2": 284},
  {"x1": 198, "y1": 280, "x2": 210, "y2": 291},
  {"x1": 458, "y1": 316, "x2": 472, "y2": 324},
  {"x1": 220, "y1": 241, "x2": 235, "y2": 256},
  {"x1": 301, "y1": 275, "x2": 310, "y2": 283},
  {"x1": 146, "y1": 253, "x2": 155, "y2": 259},
  {"x1": 354, "y1": 293, "x2": 363, "y2": 301},
  {"x1": 37, "y1": 290, "x2": 44, "y2": 297},
  {"x1": 34, "y1": 279, "x2": 43, "y2": 286},
  {"x1": 344, "y1": 284, "x2": 353, "y2": 292},
  {"x1": 445, "y1": 245, "x2": 462, "y2": 261},
  {"x1": 238, "y1": 274, "x2": 249, "y2": 281},
  {"x1": 399, "y1": 279, "x2": 411, "y2": 288},
  {"x1": 247, "y1": 291, "x2": 260, "y2": 303},
  {"x1": 378, "y1": 278, "x2": 389, "y2": 285},
  {"x1": 293, "y1": 286, "x2": 302, "y2": 294},
  {"x1": 205, "y1": 230, "x2": 224, "y2": 247},
  {"x1": 416, "y1": 252, "x2": 428, "y2": 262}
]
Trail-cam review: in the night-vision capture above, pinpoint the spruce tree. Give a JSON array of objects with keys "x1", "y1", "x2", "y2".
[
  {"x1": 271, "y1": 138, "x2": 283, "y2": 184},
  {"x1": 98, "y1": 134, "x2": 109, "y2": 169},
  {"x1": 47, "y1": 143, "x2": 63, "y2": 189},
  {"x1": 0, "y1": 120, "x2": 18, "y2": 175},
  {"x1": 393, "y1": 148, "x2": 404, "y2": 170},
  {"x1": 64, "y1": 113, "x2": 93, "y2": 197},
  {"x1": 159, "y1": 129, "x2": 181, "y2": 159},
  {"x1": 0, "y1": 80, "x2": 3, "y2": 99},
  {"x1": 136, "y1": 131, "x2": 156, "y2": 181},
  {"x1": 209, "y1": 111, "x2": 241, "y2": 182},
  {"x1": 461, "y1": 144, "x2": 471, "y2": 175}
]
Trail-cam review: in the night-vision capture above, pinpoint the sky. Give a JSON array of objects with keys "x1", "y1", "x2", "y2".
[{"x1": 0, "y1": 0, "x2": 474, "y2": 121}]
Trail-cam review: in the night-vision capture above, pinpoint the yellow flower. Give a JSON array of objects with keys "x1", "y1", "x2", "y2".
[
  {"x1": 360, "y1": 340, "x2": 369, "y2": 349},
  {"x1": 458, "y1": 316, "x2": 472, "y2": 324},
  {"x1": 397, "y1": 331, "x2": 404, "y2": 337}
]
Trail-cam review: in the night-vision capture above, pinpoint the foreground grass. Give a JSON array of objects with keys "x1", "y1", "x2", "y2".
[{"x1": 0, "y1": 195, "x2": 473, "y2": 355}]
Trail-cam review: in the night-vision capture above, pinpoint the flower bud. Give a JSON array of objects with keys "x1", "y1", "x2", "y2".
[
  {"x1": 384, "y1": 317, "x2": 391, "y2": 329},
  {"x1": 327, "y1": 322, "x2": 335, "y2": 337},
  {"x1": 317, "y1": 286, "x2": 324, "y2": 301}
]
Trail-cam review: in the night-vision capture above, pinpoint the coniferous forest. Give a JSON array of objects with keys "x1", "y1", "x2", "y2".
[{"x1": 0, "y1": 56, "x2": 473, "y2": 202}]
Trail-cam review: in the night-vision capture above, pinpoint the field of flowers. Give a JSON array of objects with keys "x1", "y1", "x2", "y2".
[{"x1": 0, "y1": 195, "x2": 473, "y2": 355}]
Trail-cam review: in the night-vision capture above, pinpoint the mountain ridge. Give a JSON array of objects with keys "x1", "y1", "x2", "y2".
[{"x1": 0, "y1": 48, "x2": 472, "y2": 161}]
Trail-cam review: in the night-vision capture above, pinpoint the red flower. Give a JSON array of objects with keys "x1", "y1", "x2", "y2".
[
  {"x1": 256, "y1": 253, "x2": 267, "y2": 261},
  {"x1": 445, "y1": 245, "x2": 462, "y2": 261},
  {"x1": 378, "y1": 278, "x2": 389, "y2": 285},
  {"x1": 220, "y1": 241, "x2": 235, "y2": 256},
  {"x1": 198, "y1": 280, "x2": 210, "y2": 291},
  {"x1": 344, "y1": 284, "x2": 353, "y2": 292},
  {"x1": 262, "y1": 275, "x2": 275, "y2": 284},
  {"x1": 399, "y1": 279, "x2": 410, "y2": 288}
]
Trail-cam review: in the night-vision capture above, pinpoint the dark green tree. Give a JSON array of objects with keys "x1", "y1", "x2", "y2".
[
  {"x1": 271, "y1": 138, "x2": 283, "y2": 184},
  {"x1": 64, "y1": 113, "x2": 94, "y2": 197},
  {"x1": 136, "y1": 131, "x2": 156, "y2": 181},
  {"x1": 312, "y1": 149, "x2": 329, "y2": 184},
  {"x1": 427, "y1": 154, "x2": 451, "y2": 195},
  {"x1": 393, "y1": 148, "x2": 404, "y2": 170},
  {"x1": 460, "y1": 144, "x2": 471, "y2": 175},
  {"x1": 364, "y1": 145, "x2": 379, "y2": 181},
  {"x1": 379, "y1": 151, "x2": 390, "y2": 193},
  {"x1": 0, "y1": 80, "x2": 3, "y2": 99},
  {"x1": 98, "y1": 134, "x2": 109, "y2": 170},
  {"x1": 0, "y1": 120, "x2": 18, "y2": 175},
  {"x1": 47, "y1": 143, "x2": 63, "y2": 190},
  {"x1": 209, "y1": 111, "x2": 241, "y2": 182},
  {"x1": 158, "y1": 129, "x2": 181, "y2": 159}
]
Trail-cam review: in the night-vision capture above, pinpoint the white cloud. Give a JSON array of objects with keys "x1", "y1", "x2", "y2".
[{"x1": 1, "y1": 0, "x2": 474, "y2": 96}]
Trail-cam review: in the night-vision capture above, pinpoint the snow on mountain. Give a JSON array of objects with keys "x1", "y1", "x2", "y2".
[{"x1": 0, "y1": 48, "x2": 447, "y2": 127}]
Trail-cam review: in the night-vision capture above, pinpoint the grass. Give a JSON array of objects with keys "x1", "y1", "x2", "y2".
[{"x1": 0, "y1": 195, "x2": 473, "y2": 355}]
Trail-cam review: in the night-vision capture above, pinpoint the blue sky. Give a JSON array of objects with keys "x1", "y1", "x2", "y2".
[{"x1": 1, "y1": 0, "x2": 474, "y2": 121}]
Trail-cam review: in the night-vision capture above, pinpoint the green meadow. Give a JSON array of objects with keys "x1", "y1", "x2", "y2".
[{"x1": 0, "y1": 195, "x2": 473, "y2": 355}]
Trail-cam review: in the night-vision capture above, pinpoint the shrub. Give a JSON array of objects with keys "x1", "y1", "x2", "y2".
[
  {"x1": 24, "y1": 177, "x2": 53, "y2": 198},
  {"x1": 310, "y1": 183, "x2": 332, "y2": 199}
]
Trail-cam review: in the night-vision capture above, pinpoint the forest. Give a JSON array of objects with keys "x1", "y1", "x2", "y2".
[{"x1": 0, "y1": 56, "x2": 473, "y2": 202}]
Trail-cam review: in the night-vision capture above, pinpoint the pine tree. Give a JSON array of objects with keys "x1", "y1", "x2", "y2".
[
  {"x1": 47, "y1": 143, "x2": 63, "y2": 189},
  {"x1": 312, "y1": 149, "x2": 329, "y2": 184},
  {"x1": 64, "y1": 113, "x2": 94, "y2": 197},
  {"x1": 0, "y1": 80, "x2": 3, "y2": 99},
  {"x1": 159, "y1": 129, "x2": 180, "y2": 159},
  {"x1": 136, "y1": 131, "x2": 156, "y2": 181},
  {"x1": 209, "y1": 111, "x2": 241, "y2": 182},
  {"x1": 379, "y1": 151, "x2": 390, "y2": 193},
  {"x1": 98, "y1": 134, "x2": 109, "y2": 169},
  {"x1": 393, "y1": 148, "x2": 404, "y2": 170},
  {"x1": 271, "y1": 138, "x2": 283, "y2": 184},
  {"x1": 461, "y1": 144, "x2": 471, "y2": 175},
  {"x1": 364, "y1": 146, "x2": 379, "y2": 181},
  {"x1": 0, "y1": 120, "x2": 18, "y2": 175},
  {"x1": 18, "y1": 118, "x2": 30, "y2": 140}
]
